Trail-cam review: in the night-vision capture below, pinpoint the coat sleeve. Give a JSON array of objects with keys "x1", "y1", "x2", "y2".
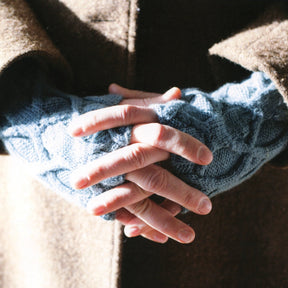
[
  {"x1": 209, "y1": 3, "x2": 288, "y2": 167},
  {"x1": 0, "y1": 0, "x2": 71, "y2": 93},
  {"x1": 209, "y1": 3, "x2": 288, "y2": 105},
  {"x1": 152, "y1": 72, "x2": 288, "y2": 198}
]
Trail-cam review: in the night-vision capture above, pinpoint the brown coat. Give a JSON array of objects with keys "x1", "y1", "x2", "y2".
[{"x1": 1, "y1": 1, "x2": 288, "y2": 287}]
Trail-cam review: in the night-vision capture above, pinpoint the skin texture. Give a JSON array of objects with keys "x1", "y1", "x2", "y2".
[{"x1": 69, "y1": 85, "x2": 213, "y2": 244}]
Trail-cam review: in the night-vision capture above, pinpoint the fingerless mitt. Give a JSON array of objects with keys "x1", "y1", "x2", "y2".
[
  {"x1": 0, "y1": 71, "x2": 131, "y2": 219},
  {"x1": 1, "y1": 68, "x2": 288, "y2": 220},
  {"x1": 152, "y1": 72, "x2": 288, "y2": 198}
]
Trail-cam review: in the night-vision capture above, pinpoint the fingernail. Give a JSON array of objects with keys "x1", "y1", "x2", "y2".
[
  {"x1": 178, "y1": 229, "x2": 195, "y2": 243},
  {"x1": 197, "y1": 146, "x2": 213, "y2": 164},
  {"x1": 198, "y1": 199, "x2": 212, "y2": 214}
]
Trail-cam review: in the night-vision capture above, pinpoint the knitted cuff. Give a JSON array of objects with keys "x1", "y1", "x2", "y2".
[
  {"x1": 0, "y1": 79, "x2": 131, "y2": 220},
  {"x1": 151, "y1": 72, "x2": 288, "y2": 199}
]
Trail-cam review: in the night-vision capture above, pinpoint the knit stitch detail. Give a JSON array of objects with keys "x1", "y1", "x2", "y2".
[
  {"x1": 152, "y1": 72, "x2": 288, "y2": 200},
  {"x1": 1, "y1": 70, "x2": 288, "y2": 220},
  {"x1": 0, "y1": 84, "x2": 130, "y2": 220}
]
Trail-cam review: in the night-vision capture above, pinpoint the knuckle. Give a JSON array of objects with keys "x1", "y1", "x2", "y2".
[
  {"x1": 134, "y1": 184, "x2": 153, "y2": 198},
  {"x1": 117, "y1": 105, "x2": 138, "y2": 125},
  {"x1": 145, "y1": 168, "x2": 168, "y2": 193},
  {"x1": 93, "y1": 162, "x2": 105, "y2": 177},
  {"x1": 129, "y1": 199, "x2": 153, "y2": 216},
  {"x1": 183, "y1": 192, "x2": 198, "y2": 210},
  {"x1": 88, "y1": 161, "x2": 109, "y2": 182},
  {"x1": 162, "y1": 201, "x2": 182, "y2": 215},
  {"x1": 103, "y1": 192, "x2": 123, "y2": 207},
  {"x1": 126, "y1": 144, "x2": 148, "y2": 169},
  {"x1": 151, "y1": 123, "x2": 166, "y2": 145},
  {"x1": 80, "y1": 112, "x2": 97, "y2": 133},
  {"x1": 89, "y1": 112, "x2": 98, "y2": 126},
  {"x1": 139, "y1": 97, "x2": 150, "y2": 107},
  {"x1": 137, "y1": 91, "x2": 146, "y2": 98},
  {"x1": 176, "y1": 135, "x2": 191, "y2": 157}
]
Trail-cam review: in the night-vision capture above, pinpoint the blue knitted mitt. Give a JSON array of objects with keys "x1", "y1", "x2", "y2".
[
  {"x1": 152, "y1": 72, "x2": 288, "y2": 198},
  {"x1": 1, "y1": 66, "x2": 288, "y2": 219},
  {"x1": 0, "y1": 68, "x2": 131, "y2": 219}
]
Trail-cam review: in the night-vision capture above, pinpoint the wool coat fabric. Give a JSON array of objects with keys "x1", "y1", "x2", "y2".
[{"x1": 1, "y1": 1, "x2": 288, "y2": 288}]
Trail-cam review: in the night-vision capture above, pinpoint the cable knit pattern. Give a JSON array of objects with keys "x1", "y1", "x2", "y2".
[
  {"x1": 1, "y1": 70, "x2": 288, "y2": 220},
  {"x1": 0, "y1": 84, "x2": 130, "y2": 220},
  {"x1": 152, "y1": 72, "x2": 288, "y2": 199}
]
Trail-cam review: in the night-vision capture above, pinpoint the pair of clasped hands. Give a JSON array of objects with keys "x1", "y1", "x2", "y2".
[{"x1": 68, "y1": 84, "x2": 213, "y2": 244}]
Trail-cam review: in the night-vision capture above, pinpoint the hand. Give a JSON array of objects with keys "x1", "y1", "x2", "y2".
[{"x1": 69, "y1": 84, "x2": 213, "y2": 244}]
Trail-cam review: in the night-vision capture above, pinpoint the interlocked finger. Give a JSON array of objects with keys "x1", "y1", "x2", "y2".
[
  {"x1": 115, "y1": 208, "x2": 169, "y2": 243},
  {"x1": 71, "y1": 143, "x2": 169, "y2": 190},
  {"x1": 68, "y1": 105, "x2": 158, "y2": 137},
  {"x1": 68, "y1": 87, "x2": 183, "y2": 137},
  {"x1": 122, "y1": 199, "x2": 183, "y2": 243},
  {"x1": 125, "y1": 198, "x2": 195, "y2": 243},
  {"x1": 88, "y1": 180, "x2": 183, "y2": 243},
  {"x1": 87, "y1": 182, "x2": 153, "y2": 216},
  {"x1": 126, "y1": 164, "x2": 212, "y2": 215},
  {"x1": 131, "y1": 123, "x2": 213, "y2": 165}
]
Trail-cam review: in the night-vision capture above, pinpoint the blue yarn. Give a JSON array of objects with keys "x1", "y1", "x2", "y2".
[
  {"x1": 0, "y1": 77, "x2": 131, "y2": 220},
  {"x1": 152, "y1": 72, "x2": 288, "y2": 199},
  {"x1": 1, "y1": 68, "x2": 288, "y2": 220}
]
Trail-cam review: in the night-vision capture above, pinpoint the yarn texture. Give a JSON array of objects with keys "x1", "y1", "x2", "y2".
[
  {"x1": 1, "y1": 65, "x2": 288, "y2": 219},
  {"x1": 152, "y1": 72, "x2": 288, "y2": 198},
  {"x1": 0, "y1": 68, "x2": 131, "y2": 220}
]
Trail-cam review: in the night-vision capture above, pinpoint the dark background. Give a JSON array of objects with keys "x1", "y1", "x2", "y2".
[{"x1": 121, "y1": 1, "x2": 288, "y2": 287}]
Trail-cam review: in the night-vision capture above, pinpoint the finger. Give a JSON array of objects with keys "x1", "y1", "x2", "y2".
[
  {"x1": 117, "y1": 202, "x2": 193, "y2": 244},
  {"x1": 123, "y1": 199, "x2": 182, "y2": 238},
  {"x1": 70, "y1": 144, "x2": 169, "y2": 189},
  {"x1": 126, "y1": 164, "x2": 212, "y2": 215},
  {"x1": 115, "y1": 208, "x2": 169, "y2": 243},
  {"x1": 68, "y1": 87, "x2": 182, "y2": 137},
  {"x1": 160, "y1": 198, "x2": 183, "y2": 215},
  {"x1": 69, "y1": 109, "x2": 213, "y2": 165},
  {"x1": 134, "y1": 230, "x2": 169, "y2": 244},
  {"x1": 125, "y1": 198, "x2": 195, "y2": 244},
  {"x1": 87, "y1": 181, "x2": 181, "y2": 243},
  {"x1": 131, "y1": 123, "x2": 213, "y2": 165},
  {"x1": 87, "y1": 180, "x2": 182, "y2": 219},
  {"x1": 117, "y1": 200, "x2": 183, "y2": 243},
  {"x1": 120, "y1": 87, "x2": 182, "y2": 106},
  {"x1": 68, "y1": 105, "x2": 158, "y2": 137},
  {"x1": 87, "y1": 182, "x2": 184, "y2": 242},
  {"x1": 109, "y1": 83, "x2": 161, "y2": 98},
  {"x1": 87, "y1": 182, "x2": 153, "y2": 216},
  {"x1": 117, "y1": 200, "x2": 181, "y2": 227}
]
